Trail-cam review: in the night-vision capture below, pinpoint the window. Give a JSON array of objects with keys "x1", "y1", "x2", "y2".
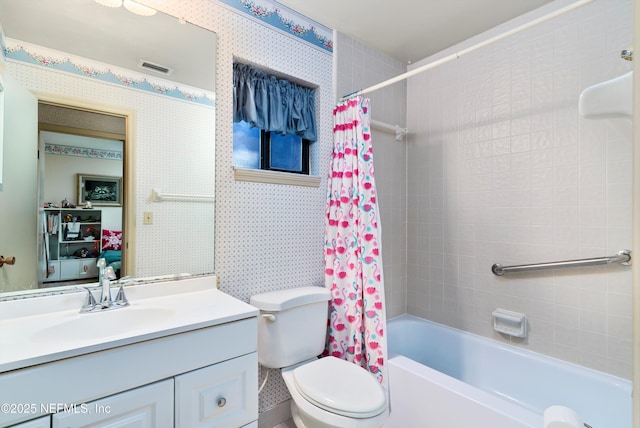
[
  {"x1": 233, "y1": 120, "x2": 309, "y2": 174},
  {"x1": 232, "y1": 62, "x2": 319, "y2": 187}
]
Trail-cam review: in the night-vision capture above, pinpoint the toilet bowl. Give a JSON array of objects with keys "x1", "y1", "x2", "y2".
[
  {"x1": 249, "y1": 287, "x2": 388, "y2": 428},
  {"x1": 282, "y1": 357, "x2": 387, "y2": 428}
]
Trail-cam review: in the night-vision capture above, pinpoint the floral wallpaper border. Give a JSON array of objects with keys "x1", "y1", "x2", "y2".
[
  {"x1": 45, "y1": 143, "x2": 123, "y2": 161},
  {"x1": 217, "y1": 0, "x2": 333, "y2": 53},
  {"x1": 3, "y1": 38, "x2": 216, "y2": 108}
]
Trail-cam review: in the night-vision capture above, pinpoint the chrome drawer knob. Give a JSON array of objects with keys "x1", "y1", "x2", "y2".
[{"x1": 217, "y1": 397, "x2": 226, "y2": 407}]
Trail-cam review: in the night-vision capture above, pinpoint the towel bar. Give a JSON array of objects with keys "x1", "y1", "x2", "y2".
[{"x1": 151, "y1": 188, "x2": 214, "y2": 202}]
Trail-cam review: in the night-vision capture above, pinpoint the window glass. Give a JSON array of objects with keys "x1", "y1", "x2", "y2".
[
  {"x1": 270, "y1": 132, "x2": 302, "y2": 172},
  {"x1": 232, "y1": 120, "x2": 260, "y2": 169},
  {"x1": 233, "y1": 120, "x2": 309, "y2": 174}
]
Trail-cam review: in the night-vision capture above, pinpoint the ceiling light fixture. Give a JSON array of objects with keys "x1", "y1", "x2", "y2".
[
  {"x1": 123, "y1": 0, "x2": 157, "y2": 16},
  {"x1": 95, "y1": 0, "x2": 157, "y2": 16},
  {"x1": 95, "y1": 0, "x2": 123, "y2": 7}
]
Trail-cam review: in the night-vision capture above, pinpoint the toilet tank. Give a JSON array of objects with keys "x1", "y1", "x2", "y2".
[{"x1": 250, "y1": 286, "x2": 331, "y2": 368}]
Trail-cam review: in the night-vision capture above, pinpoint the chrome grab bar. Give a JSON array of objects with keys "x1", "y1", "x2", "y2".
[{"x1": 492, "y1": 249, "x2": 631, "y2": 276}]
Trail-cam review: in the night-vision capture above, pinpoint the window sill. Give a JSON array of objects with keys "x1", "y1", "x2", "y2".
[{"x1": 233, "y1": 167, "x2": 321, "y2": 188}]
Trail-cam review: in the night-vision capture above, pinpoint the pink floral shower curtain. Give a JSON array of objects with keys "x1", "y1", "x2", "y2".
[{"x1": 324, "y1": 96, "x2": 387, "y2": 385}]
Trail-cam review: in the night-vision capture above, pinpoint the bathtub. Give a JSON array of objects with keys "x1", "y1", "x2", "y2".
[{"x1": 386, "y1": 315, "x2": 632, "y2": 428}]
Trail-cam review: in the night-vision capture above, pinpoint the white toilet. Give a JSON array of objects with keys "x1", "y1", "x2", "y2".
[{"x1": 250, "y1": 286, "x2": 388, "y2": 428}]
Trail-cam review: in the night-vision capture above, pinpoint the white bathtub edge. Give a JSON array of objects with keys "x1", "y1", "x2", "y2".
[{"x1": 388, "y1": 355, "x2": 542, "y2": 428}]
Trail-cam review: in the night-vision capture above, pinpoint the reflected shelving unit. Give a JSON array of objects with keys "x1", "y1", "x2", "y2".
[{"x1": 42, "y1": 208, "x2": 102, "y2": 282}]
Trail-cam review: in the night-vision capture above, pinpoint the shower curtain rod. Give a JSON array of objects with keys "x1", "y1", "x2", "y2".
[
  {"x1": 340, "y1": 0, "x2": 596, "y2": 101},
  {"x1": 371, "y1": 119, "x2": 408, "y2": 141}
]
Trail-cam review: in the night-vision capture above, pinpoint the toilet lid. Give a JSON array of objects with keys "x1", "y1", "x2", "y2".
[{"x1": 293, "y1": 356, "x2": 386, "y2": 418}]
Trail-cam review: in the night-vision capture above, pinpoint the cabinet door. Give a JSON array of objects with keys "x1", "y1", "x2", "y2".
[
  {"x1": 59, "y1": 259, "x2": 98, "y2": 280},
  {"x1": 52, "y1": 379, "x2": 173, "y2": 428},
  {"x1": 175, "y1": 353, "x2": 258, "y2": 428},
  {"x1": 10, "y1": 416, "x2": 50, "y2": 428},
  {"x1": 59, "y1": 260, "x2": 79, "y2": 280}
]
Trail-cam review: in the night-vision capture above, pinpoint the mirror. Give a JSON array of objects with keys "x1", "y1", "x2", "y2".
[
  {"x1": 0, "y1": 0, "x2": 216, "y2": 296},
  {"x1": 0, "y1": 73, "x2": 3, "y2": 191},
  {"x1": 38, "y1": 104, "x2": 126, "y2": 288}
]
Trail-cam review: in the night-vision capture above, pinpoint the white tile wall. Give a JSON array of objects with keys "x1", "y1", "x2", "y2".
[
  {"x1": 335, "y1": 33, "x2": 408, "y2": 319},
  {"x1": 406, "y1": 0, "x2": 633, "y2": 379}
]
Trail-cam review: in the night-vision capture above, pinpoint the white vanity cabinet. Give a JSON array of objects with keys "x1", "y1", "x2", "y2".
[
  {"x1": 39, "y1": 353, "x2": 258, "y2": 428},
  {"x1": 1, "y1": 315, "x2": 259, "y2": 428}
]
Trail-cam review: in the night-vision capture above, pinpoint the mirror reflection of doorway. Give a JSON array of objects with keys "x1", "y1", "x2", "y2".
[{"x1": 37, "y1": 103, "x2": 126, "y2": 288}]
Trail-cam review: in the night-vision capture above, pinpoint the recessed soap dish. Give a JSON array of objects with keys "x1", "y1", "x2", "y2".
[{"x1": 492, "y1": 308, "x2": 527, "y2": 338}]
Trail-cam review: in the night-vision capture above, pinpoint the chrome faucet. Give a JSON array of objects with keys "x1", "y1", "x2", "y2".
[
  {"x1": 96, "y1": 258, "x2": 109, "y2": 306},
  {"x1": 99, "y1": 265, "x2": 118, "y2": 306},
  {"x1": 80, "y1": 258, "x2": 130, "y2": 313}
]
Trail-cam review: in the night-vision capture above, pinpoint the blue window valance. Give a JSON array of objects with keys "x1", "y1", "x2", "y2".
[{"x1": 233, "y1": 63, "x2": 317, "y2": 142}]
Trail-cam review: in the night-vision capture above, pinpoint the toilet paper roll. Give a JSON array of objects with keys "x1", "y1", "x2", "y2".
[{"x1": 543, "y1": 405, "x2": 584, "y2": 428}]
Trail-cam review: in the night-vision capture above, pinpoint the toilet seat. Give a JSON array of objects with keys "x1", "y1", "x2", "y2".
[{"x1": 292, "y1": 356, "x2": 386, "y2": 418}]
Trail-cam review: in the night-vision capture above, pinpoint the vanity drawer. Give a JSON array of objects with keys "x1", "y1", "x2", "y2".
[{"x1": 175, "y1": 353, "x2": 258, "y2": 428}]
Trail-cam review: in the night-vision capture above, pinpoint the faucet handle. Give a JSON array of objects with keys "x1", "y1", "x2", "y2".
[
  {"x1": 79, "y1": 286, "x2": 98, "y2": 313},
  {"x1": 113, "y1": 275, "x2": 133, "y2": 307},
  {"x1": 113, "y1": 284, "x2": 130, "y2": 307}
]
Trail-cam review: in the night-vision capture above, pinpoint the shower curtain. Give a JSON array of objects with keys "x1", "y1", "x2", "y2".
[{"x1": 324, "y1": 96, "x2": 387, "y2": 385}]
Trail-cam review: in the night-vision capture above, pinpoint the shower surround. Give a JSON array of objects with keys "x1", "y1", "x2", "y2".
[{"x1": 405, "y1": 0, "x2": 633, "y2": 379}]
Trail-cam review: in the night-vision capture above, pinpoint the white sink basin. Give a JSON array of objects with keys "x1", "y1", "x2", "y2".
[
  {"x1": 0, "y1": 275, "x2": 259, "y2": 373},
  {"x1": 31, "y1": 306, "x2": 175, "y2": 344}
]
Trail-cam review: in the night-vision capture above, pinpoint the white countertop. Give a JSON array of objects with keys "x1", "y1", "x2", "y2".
[{"x1": 0, "y1": 275, "x2": 258, "y2": 372}]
